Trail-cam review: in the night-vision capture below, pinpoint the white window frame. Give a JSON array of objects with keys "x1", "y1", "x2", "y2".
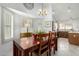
[{"x1": 1, "y1": 7, "x2": 14, "y2": 43}]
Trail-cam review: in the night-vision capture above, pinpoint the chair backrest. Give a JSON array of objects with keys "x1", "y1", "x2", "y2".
[
  {"x1": 48, "y1": 31, "x2": 56, "y2": 41},
  {"x1": 33, "y1": 33, "x2": 49, "y2": 55},
  {"x1": 48, "y1": 31, "x2": 56, "y2": 48},
  {"x1": 20, "y1": 32, "x2": 32, "y2": 38},
  {"x1": 38, "y1": 40, "x2": 49, "y2": 55},
  {"x1": 33, "y1": 33, "x2": 49, "y2": 41}
]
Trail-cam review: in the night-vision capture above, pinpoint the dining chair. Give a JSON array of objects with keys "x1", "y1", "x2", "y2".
[
  {"x1": 31, "y1": 34, "x2": 49, "y2": 56},
  {"x1": 48, "y1": 31, "x2": 56, "y2": 56}
]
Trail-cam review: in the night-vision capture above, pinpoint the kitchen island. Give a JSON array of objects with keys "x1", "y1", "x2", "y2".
[{"x1": 68, "y1": 32, "x2": 79, "y2": 45}]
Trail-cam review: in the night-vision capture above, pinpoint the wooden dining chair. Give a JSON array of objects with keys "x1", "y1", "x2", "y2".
[
  {"x1": 34, "y1": 41, "x2": 49, "y2": 56},
  {"x1": 48, "y1": 31, "x2": 56, "y2": 56},
  {"x1": 31, "y1": 34, "x2": 49, "y2": 56}
]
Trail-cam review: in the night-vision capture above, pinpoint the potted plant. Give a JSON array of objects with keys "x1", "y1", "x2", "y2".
[{"x1": 33, "y1": 30, "x2": 46, "y2": 44}]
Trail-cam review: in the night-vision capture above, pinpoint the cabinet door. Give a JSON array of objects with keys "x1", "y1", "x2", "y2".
[
  {"x1": 75, "y1": 34, "x2": 79, "y2": 45},
  {"x1": 69, "y1": 33, "x2": 79, "y2": 45},
  {"x1": 69, "y1": 34, "x2": 76, "y2": 44}
]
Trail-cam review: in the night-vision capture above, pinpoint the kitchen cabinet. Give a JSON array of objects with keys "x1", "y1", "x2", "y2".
[
  {"x1": 68, "y1": 33, "x2": 79, "y2": 45},
  {"x1": 58, "y1": 31, "x2": 68, "y2": 38}
]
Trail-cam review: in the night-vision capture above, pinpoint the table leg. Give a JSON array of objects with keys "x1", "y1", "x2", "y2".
[
  {"x1": 22, "y1": 50, "x2": 29, "y2": 56},
  {"x1": 13, "y1": 42, "x2": 18, "y2": 56}
]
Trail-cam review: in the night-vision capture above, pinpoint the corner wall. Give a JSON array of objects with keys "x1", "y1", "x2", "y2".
[{"x1": 0, "y1": 6, "x2": 1, "y2": 45}]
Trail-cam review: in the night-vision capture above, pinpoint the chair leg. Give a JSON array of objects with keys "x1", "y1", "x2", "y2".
[
  {"x1": 30, "y1": 52, "x2": 32, "y2": 56},
  {"x1": 53, "y1": 47, "x2": 55, "y2": 54},
  {"x1": 38, "y1": 54, "x2": 40, "y2": 56},
  {"x1": 47, "y1": 52, "x2": 49, "y2": 56},
  {"x1": 49, "y1": 50, "x2": 51, "y2": 56}
]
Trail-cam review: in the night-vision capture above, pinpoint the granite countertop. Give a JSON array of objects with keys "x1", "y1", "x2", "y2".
[{"x1": 69, "y1": 31, "x2": 79, "y2": 33}]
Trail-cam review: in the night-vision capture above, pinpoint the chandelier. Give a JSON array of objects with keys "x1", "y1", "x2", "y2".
[{"x1": 38, "y1": 4, "x2": 48, "y2": 16}]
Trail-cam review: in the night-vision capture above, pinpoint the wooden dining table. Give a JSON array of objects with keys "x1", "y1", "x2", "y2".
[
  {"x1": 13, "y1": 37, "x2": 40, "y2": 56},
  {"x1": 13, "y1": 35, "x2": 58, "y2": 56}
]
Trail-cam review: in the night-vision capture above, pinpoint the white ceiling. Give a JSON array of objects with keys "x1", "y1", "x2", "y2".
[
  {"x1": 52, "y1": 3, "x2": 79, "y2": 21},
  {"x1": 0, "y1": 3, "x2": 79, "y2": 22},
  {"x1": 0, "y1": 3, "x2": 52, "y2": 19}
]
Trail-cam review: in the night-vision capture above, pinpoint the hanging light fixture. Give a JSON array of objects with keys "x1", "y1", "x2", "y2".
[{"x1": 38, "y1": 4, "x2": 48, "y2": 16}]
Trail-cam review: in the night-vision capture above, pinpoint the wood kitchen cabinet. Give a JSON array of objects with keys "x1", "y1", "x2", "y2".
[
  {"x1": 58, "y1": 31, "x2": 68, "y2": 38},
  {"x1": 68, "y1": 33, "x2": 79, "y2": 45}
]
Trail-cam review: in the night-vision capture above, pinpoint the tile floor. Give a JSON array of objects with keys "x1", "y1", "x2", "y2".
[
  {"x1": 0, "y1": 38, "x2": 79, "y2": 56},
  {"x1": 0, "y1": 41, "x2": 13, "y2": 56},
  {"x1": 55, "y1": 38, "x2": 79, "y2": 56}
]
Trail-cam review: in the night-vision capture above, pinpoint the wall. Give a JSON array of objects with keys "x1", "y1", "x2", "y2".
[
  {"x1": 0, "y1": 6, "x2": 1, "y2": 45},
  {"x1": 32, "y1": 18, "x2": 52, "y2": 33},
  {"x1": 0, "y1": 6, "x2": 33, "y2": 40},
  {"x1": 13, "y1": 14, "x2": 33, "y2": 39},
  {"x1": 2, "y1": 3, "x2": 79, "y2": 32},
  {"x1": 51, "y1": 4, "x2": 79, "y2": 32},
  {"x1": 57, "y1": 19, "x2": 79, "y2": 32},
  {"x1": 13, "y1": 14, "x2": 23, "y2": 39},
  {"x1": 0, "y1": 3, "x2": 53, "y2": 34}
]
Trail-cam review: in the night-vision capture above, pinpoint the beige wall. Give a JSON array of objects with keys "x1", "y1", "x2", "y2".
[{"x1": 0, "y1": 6, "x2": 1, "y2": 45}]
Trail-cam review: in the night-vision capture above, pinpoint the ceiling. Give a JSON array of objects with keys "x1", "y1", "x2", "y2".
[{"x1": 0, "y1": 3, "x2": 79, "y2": 22}]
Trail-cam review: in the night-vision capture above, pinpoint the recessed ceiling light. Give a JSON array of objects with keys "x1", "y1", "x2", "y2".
[
  {"x1": 67, "y1": 6, "x2": 71, "y2": 13},
  {"x1": 67, "y1": 9, "x2": 71, "y2": 13},
  {"x1": 52, "y1": 10, "x2": 55, "y2": 14}
]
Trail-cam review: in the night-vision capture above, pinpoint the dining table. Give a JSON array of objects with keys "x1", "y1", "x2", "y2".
[
  {"x1": 13, "y1": 36, "x2": 40, "y2": 56},
  {"x1": 13, "y1": 35, "x2": 58, "y2": 56}
]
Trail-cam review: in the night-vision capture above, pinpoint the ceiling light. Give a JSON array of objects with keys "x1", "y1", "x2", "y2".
[
  {"x1": 38, "y1": 4, "x2": 48, "y2": 16},
  {"x1": 67, "y1": 6, "x2": 71, "y2": 13}
]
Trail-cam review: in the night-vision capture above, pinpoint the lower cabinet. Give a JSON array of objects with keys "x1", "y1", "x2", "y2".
[
  {"x1": 68, "y1": 33, "x2": 79, "y2": 45},
  {"x1": 58, "y1": 31, "x2": 68, "y2": 38}
]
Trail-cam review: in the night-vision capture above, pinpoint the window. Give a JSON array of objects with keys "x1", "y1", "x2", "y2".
[
  {"x1": 59, "y1": 23, "x2": 72, "y2": 31},
  {"x1": 3, "y1": 8, "x2": 14, "y2": 40}
]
